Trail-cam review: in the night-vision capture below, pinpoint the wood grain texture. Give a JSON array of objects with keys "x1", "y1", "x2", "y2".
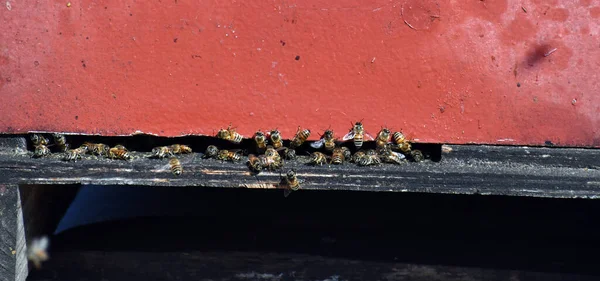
[
  {"x1": 0, "y1": 185, "x2": 28, "y2": 281},
  {"x1": 0, "y1": 142, "x2": 599, "y2": 198}
]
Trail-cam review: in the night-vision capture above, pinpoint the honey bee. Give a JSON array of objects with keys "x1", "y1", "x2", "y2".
[
  {"x1": 308, "y1": 151, "x2": 328, "y2": 166},
  {"x1": 203, "y1": 145, "x2": 219, "y2": 159},
  {"x1": 247, "y1": 154, "x2": 264, "y2": 173},
  {"x1": 290, "y1": 126, "x2": 311, "y2": 149},
  {"x1": 330, "y1": 147, "x2": 346, "y2": 165},
  {"x1": 379, "y1": 147, "x2": 406, "y2": 165},
  {"x1": 280, "y1": 169, "x2": 303, "y2": 197},
  {"x1": 310, "y1": 129, "x2": 336, "y2": 152},
  {"x1": 169, "y1": 157, "x2": 183, "y2": 175},
  {"x1": 27, "y1": 236, "x2": 49, "y2": 270},
  {"x1": 375, "y1": 127, "x2": 391, "y2": 150},
  {"x1": 113, "y1": 144, "x2": 128, "y2": 151},
  {"x1": 216, "y1": 124, "x2": 243, "y2": 144},
  {"x1": 52, "y1": 133, "x2": 69, "y2": 152},
  {"x1": 342, "y1": 121, "x2": 373, "y2": 149},
  {"x1": 410, "y1": 149, "x2": 425, "y2": 162},
  {"x1": 392, "y1": 131, "x2": 412, "y2": 153},
  {"x1": 63, "y1": 147, "x2": 87, "y2": 161},
  {"x1": 30, "y1": 134, "x2": 49, "y2": 146},
  {"x1": 268, "y1": 129, "x2": 283, "y2": 149},
  {"x1": 263, "y1": 154, "x2": 283, "y2": 170},
  {"x1": 108, "y1": 147, "x2": 132, "y2": 160},
  {"x1": 265, "y1": 145, "x2": 279, "y2": 158},
  {"x1": 340, "y1": 146, "x2": 352, "y2": 160},
  {"x1": 82, "y1": 142, "x2": 110, "y2": 156},
  {"x1": 169, "y1": 144, "x2": 192, "y2": 154},
  {"x1": 254, "y1": 131, "x2": 268, "y2": 153},
  {"x1": 151, "y1": 146, "x2": 172, "y2": 159},
  {"x1": 279, "y1": 147, "x2": 297, "y2": 160},
  {"x1": 351, "y1": 150, "x2": 366, "y2": 163},
  {"x1": 32, "y1": 144, "x2": 51, "y2": 158},
  {"x1": 357, "y1": 149, "x2": 381, "y2": 166},
  {"x1": 217, "y1": 149, "x2": 242, "y2": 162}
]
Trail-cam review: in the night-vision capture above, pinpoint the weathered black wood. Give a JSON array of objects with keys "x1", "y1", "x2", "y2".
[
  {"x1": 0, "y1": 141, "x2": 599, "y2": 198},
  {"x1": 26, "y1": 251, "x2": 600, "y2": 281},
  {"x1": 0, "y1": 185, "x2": 27, "y2": 281}
]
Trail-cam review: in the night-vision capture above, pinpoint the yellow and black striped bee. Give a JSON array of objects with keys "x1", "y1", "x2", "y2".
[
  {"x1": 330, "y1": 147, "x2": 346, "y2": 165},
  {"x1": 290, "y1": 126, "x2": 311, "y2": 149},
  {"x1": 351, "y1": 150, "x2": 366, "y2": 163},
  {"x1": 340, "y1": 146, "x2": 352, "y2": 160},
  {"x1": 357, "y1": 149, "x2": 381, "y2": 166},
  {"x1": 392, "y1": 131, "x2": 411, "y2": 153},
  {"x1": 379, "y1": 147, "x2": 406, "y2": 165},
  {"x1": 63, "y1": 146, "x2": 87, "y2": 161},
  {"x1": 32, "y1": 144, "x2": 51, "y2": 158},
  {"x1": 169, "y1": 157, "x2": 183, "y2": 175},
  {"x1": 247, "y1": 154, "x2": 264, "y2": 173},
  {"x1": 254, "y1": 131, "x2": 267, "y2": 154},
  {"x1": 310, "y1": 129, "x2": 336, "y2": 152},
  {"x1": 82, "y1": 142, "x2": 110, "y2": 156},
  {"x1": 52, "y1": 133, "x2": 69, "y2": 152},
  {"x1": 216, "y1": 124, "x2": 243, "y2": 144},
  {"x1": 108, "y1": 146, "x2": 132, "y2": 160},
  {"x1": 410, "y1": 149, "x2": 424, "y2": 162},
  {"x1": 280, "y1": 169, "x2": 303, "y2": 197},
  {"x1": 279, "y1": 147, "x2": 297, "y2": 160},
  {"x1": 342, "y1": 121, "x2": 373, "y2": 149},
  {"x1": 151, "y1": 146, "x2": 172, "y2": 159},
  {"x1": 30, "y1": 134, "x2": 49, "y2": 146},
  {"x1": 268, "y1": 129, "x2": 283, "y2": 149},
  {"x1": 169, "y1": 144, "x2": 192, "y2": 154},
  {"x1": 217, "y1": 149, "x2": 242, "y2": 162},
  {"x1": 308, "y1": 151, "x2": 328, "y2": 166},
  {"x1": 375, "y1": 127, "x2": 391, "y2": 150},
  {"x1": 203, "y1": 145, "x2": 219, "y2": 159}
]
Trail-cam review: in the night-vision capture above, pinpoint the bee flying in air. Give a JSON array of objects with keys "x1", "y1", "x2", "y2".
[
  {"x1": 342, "y1": 121, "x2": 373, "y2": 149},
  {"x1": 217, "y1": 149, "x2": 242, "y2": 162},
  {"x1": 268, "y1": 129, "x2": 283, "y2": 149},
  {"x1": 82, "y1": 142, "x2": 110, "y2": 156},
  {"x1": 151, "y1": 146, "x2": 172, "y2": 159},
  {"x1": 30, "y1": 134, "x2": 49, "y2": 146},
  {"x1": 280, "y1": 169, "x2": 304, "y2": 197},
  {"x1": 216, "y1": 123, "x2": 243, "y2": 144},
  {"x1": 63, "y1": 146, "x2": 87, "y2": 161},
  {"x1": 169, "y1": 144, "x2": 192, "y2": 154},
  {"x1": 290, "y1": 126, "x2": 311, "y2": 149},
  {"x1": 27, "y1": 236, "x2": 49, "y2": 270},
  {"x1": 169, "y1": 157, "x2": 183, "y2": 175},
  {"x1": 310, "y1": 129, "x2": 336, "y2": 152},
  {"x1": 330, "y1": 147, "x2": 346, "y2": 165},
  {"x1": 52, "y1": 133, "x2": 69, "y2": 152},
  {"x1": 203, "y1": 145, "x2": 219, "y2": 159},
  {"x1": 254, "y1": 131, "x2": 268, "y2": 154},
  {"x1": 357, "y1": 149, "x2": 381, "y2": 166},
  {"x1": 375, "y1": 127, "x2": 391, "y2": 150},
  {"x1": 392, "y1": 131, "x2": 412, "y2": 154},
  {"x1": 108, "y1": 146, "x2": 132, "y2": 160},
  {"x1": 308, "y1": 151, "x2": 328, "y2": 166},
  {"x1": 32, "y1": 144, "x2": 51, "y2": 158}
]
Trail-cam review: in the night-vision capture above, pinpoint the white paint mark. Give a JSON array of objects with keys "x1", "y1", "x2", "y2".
[
  {"x1": 372, "y1": 7, "x2": 381, "y2": 12},
  {"x1": 225, "y1": 33, "x2": 229, "y2": 37},
  {"x1": 6, "y1": 1, "x2": 11, "y2": 10},
  {"x1": 544, "y1": 48, "x2": 557, "y2": 57},
  {"x1": 541, "y1": 154, "x2": 551, "y2": 158},
  {"x1": 371, "y1": 57, "x2": 376, "y2": 63},
  {"x1": 587, "y1": 181, "x2": 600, "y2": 185},
  {"x1": 257, "y1": 48, "x2": 262, "y2": 51},
  {"x1": 496, "y1": 139, "x2": 515, "y2": 142}
]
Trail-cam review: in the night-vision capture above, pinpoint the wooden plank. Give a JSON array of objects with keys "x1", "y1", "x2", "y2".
[
  {"x1": 0, "y1": 139, "x2": 599, "y2": 198},
  {"x1": 0, "y1": 185, "x2": 28, "y2": 281}
]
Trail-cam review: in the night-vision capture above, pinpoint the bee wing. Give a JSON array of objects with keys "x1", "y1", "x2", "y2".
[
  {"x1": 392, "y1": 151, "x2": 406, "y2": 159},
  {"x1": 364, "y1": 133, "x2": 375, "y2": 141},
  {"x1": 342, "y1": 131, "x2": 355, "y2": 141},
  {"x1": 310, "y1": 139, "x2": 325, "y2": 149}
]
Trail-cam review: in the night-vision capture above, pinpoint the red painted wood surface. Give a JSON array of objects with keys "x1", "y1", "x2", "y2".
[{"x1": 1, "y1": 0, "x2": 599, "y2": 147}]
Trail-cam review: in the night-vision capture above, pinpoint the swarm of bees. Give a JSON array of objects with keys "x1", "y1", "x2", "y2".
[{"x1": 26, "y1": 122, "x2": 426, "y2": 195}]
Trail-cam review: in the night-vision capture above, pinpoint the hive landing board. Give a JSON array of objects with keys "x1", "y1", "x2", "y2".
[{"x1": 0, "y1": 0, "x2": 598, "y2": 147}]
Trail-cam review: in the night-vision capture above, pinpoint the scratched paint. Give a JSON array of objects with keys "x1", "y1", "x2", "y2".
[{"x1": 0, "y1": 0, "x2": 598, "y2": 147}]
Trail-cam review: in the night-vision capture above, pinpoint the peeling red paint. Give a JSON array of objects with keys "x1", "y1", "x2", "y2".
[{"x1": 0, "y1": 0, "x2": 598, "y2": 147}]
